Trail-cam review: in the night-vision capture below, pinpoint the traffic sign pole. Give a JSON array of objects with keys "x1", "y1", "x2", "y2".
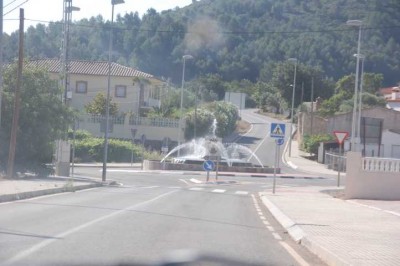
[
  {"x1": 338, "y1": 143, "x2": 342, "y2": 187},
  {"x1": 333, "y1": 131, "x2": 348, "y2": 187},
  {"x1": 273, "y1": 141, "x2": 278, "y2": 194}
]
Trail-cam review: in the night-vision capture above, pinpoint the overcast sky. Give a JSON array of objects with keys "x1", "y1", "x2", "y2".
[{"x1": 3, "y1": 0, "x2": 192, "y2": 34}]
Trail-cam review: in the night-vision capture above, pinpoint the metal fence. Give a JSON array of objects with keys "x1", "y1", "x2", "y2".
[
  {"x1": 325, "y1": 151, "x2": 346, "y2": 171},
  {"x1": 129, "y1": 116, "x2": 179, "y2": 128}
]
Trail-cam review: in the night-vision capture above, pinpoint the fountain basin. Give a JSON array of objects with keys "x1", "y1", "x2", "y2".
[{"x1": 143, "y1": 160, "x2": 280, "y2": 174}]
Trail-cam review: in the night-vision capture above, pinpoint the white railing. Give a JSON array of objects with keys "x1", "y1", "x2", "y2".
[{"x1": 362, "y1": 157, "x2": 400, "y2": 172}]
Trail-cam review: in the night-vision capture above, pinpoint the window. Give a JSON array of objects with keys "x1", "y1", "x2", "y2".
[
  {"x1": 76, "y1": 81, "x2": 87, "y2": 94},
  {"x1": 115, "y1": 85, "x2": 127, "y2": 98}
]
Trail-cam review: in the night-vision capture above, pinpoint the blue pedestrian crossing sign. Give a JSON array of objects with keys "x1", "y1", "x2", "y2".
[
  {"x1": 203, "y1": 160, "x2": 215, "y2": 171},
  {"x1": 270, "y1": 123, "x2": 286, "y2": 138}
]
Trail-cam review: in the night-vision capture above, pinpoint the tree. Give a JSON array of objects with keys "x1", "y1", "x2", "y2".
[
  {"x1": 84, "y1": 93, "x2": 118, "y2": 116},
  {"x1": 269, "y1": 62, "x2": 334, "y2": 114},
  {"x1": 184, "y1": 108, "x2": 215, "y2": 140},
  {"x1": 0, "y1": 64, "x2": 73, "y2": 173}
]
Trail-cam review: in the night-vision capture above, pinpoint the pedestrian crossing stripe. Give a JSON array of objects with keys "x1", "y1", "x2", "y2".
[{"x1": 270, "y1": 123, "x2": 285, "y2": 138}]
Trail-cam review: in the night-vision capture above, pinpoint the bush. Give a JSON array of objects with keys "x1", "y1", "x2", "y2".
[
  {"x1": 302, "y1": 134, "x2": 334, "y2": 155},
  {"x1": 73, "y1": 135, "x2": 143, "y2": 162}
]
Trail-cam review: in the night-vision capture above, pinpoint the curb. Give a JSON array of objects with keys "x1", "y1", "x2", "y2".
[
  {"x1": 259, "y1": 192, "x2": 350, "y2": 266},
  {"x1": 0, "y1": 182, "x2": 102, "y2": 203}
]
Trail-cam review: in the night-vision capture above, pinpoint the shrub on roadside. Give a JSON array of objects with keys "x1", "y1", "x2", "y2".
[
  {"x1": 71, "y1": 130, "x2": 143, "y2": 162},
  {"x1": 302, "y1": 134, "x2": 334, "y2": 155}
]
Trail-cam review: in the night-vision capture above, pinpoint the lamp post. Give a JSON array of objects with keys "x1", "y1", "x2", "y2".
[
  {"x1": 346, "y1": 19, "x2": 362, "y2": 151},
  {"x1": 63, "y1": 0, "x2": 80, "y2": 104},
  {"x1": 288, "y1": 58, "x2": 297, "y2": 157},
  {"x1": 355, "y1": 53, "x2": 365, "y2": 150},
  {"x1": 102, "y1": 0, "x2": 124, "y2": 182},
  {"x1": 177, "y1": 54, "x2": 193, "y2": 157}
]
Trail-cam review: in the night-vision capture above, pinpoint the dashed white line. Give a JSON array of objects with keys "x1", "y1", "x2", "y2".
[
  {"x1": 168, "y1": 187, "x2": 182, "y2": 189},
  {"x1": 179, "y1": 179, "x2": 189, "y2": 185},
  {"x1": 143, "y1": 186, "x2": 159, "y2": 189},
  {"x1": 212, "y1": 189, "x2": 226, "y2": 193},
  {"x1": 189, "y1": 187, "x2": 204, "y2": 191},
  {"x1": 272, "y1": 232, "x2": 282, "y2": 240},
  {"x1": 266, "y1": 225, "x2": 274, "y2": 232},
  {"x1": 189, "y1": 178, "x2": 203, "y2": 184},
  {"x1": 263, "y1": 220, "x2": 270, "y2": 225},
  {"x1": 235, "y1": 191, "x2": 249, "y2": 195},
  {"x1": 259, "y1": 215, "x2": 266, "y2": 220}
]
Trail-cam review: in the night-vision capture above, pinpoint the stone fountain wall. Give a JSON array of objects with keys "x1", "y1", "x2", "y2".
[{"x1": 143, "y1": 160, "x2": 279, "y2": 174}]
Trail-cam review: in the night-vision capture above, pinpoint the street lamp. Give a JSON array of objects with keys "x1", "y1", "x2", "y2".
[
  {"x1": 63, "y1": 0, "x2": 80, "y2": 104},
  {"x1": 288, "y1": 58, "x2": 297, "y2": 157},
  {"x1": 355, "y1": 53, "x2": 365, "y2": 150},
  {"x1": 346, "y1": 19, "x2": 362, "y2": 151},
  {"x1": 177, "y1": 54, "x2": 193, "y2": 157},
  {"x1": 102, "y1": 0, "x2": 125, "y2": 182}
]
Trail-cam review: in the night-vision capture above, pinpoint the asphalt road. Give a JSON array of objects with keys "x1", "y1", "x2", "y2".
[
  {"x1": 0, "y1": 109, "x2": 330, "y2": 265},
  {"x1": 0, "y1": 169, "x2": 328, "y2": 266}
]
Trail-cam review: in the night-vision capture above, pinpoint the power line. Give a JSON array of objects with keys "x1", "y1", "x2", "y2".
[
  {"x1": 4, "y1": 0, "x2": 29, "y2": 16},
  {"x1": 4, "y1": 0, "x2": 19, "y2": 9}
]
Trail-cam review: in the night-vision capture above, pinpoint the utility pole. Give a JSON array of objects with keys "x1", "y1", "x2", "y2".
[
  {"x1": 7, "y1": 9, "x2": 24, "y2": 178},
  {"x1": 310, "y1": 77, "x2": 314, "y2": 135},
  {"x1": 0, "y1": 0, "x2": 4, "y2": 173},
  {"x1": 0, "y1": 0, "x2": 3, "y2": 129}
]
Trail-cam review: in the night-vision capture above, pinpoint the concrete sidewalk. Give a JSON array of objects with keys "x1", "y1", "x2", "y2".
[
  {"x1": 282, "y1": 139, "x2": 343, "y2": 177},
  {"x1": 262, "y1": 137, "x2": 400, "y2": 265},
  {"x1": 0, "y1": 176, "x2": 102, "y2": 203}
]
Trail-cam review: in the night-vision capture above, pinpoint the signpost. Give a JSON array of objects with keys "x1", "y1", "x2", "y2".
[
  {"x1": 203, "y1": 160, "x2": 215, "y2": 182},
  {"x1": 270, "y1": 123, "x2": 286, "y2": 194},
  {"x1": 333, "y1": 131, "x2": 349, "y2": 187},
  {"x1": 130, "y1": 128, "x2": 137, "y2": 166}
]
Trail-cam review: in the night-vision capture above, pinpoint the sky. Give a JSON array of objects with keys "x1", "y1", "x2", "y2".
[{"x1": 2, "y1": 0, "x2": 193, "y2": 34}]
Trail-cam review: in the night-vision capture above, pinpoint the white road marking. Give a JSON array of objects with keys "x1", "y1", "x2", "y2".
[
  {"x1": 287, "y1": 161, "x2": 298, "y2": 169},
  {"x1": 212, "y1": 189, "x2": 226, "y2": 193},
  {"x1": 272, "y1": 232, "x2": 282, "y2": 240},
  {"x1": 263, "y1": 220, "x2": 270, "y2": 225},
  {"x1": 168, "y1": 186, "x2": 182, "y2": 189},
  {"x1": 257, "y1": 211, "x2": 263, "y2": 215},
  {"x1": 189, "y1": 187, "x2": 204, "y2": 191},
  {"x1": 189, "y1": 178, "x2": 203, "y2": 184},
  {"x1": 143, "y1": 186, "x2": 159, "y2": 189},
  {"x1": 104, "y1": 169, "x2": 141, "y2": 173},
  {"x1": 266, "y1": 225, "x2": 274, "y2": 232},
  {"x1": 259, "y1": 216, "x2": 266, "y2": 220},
  {"x1": 235, "y1": 191, "x2": 248, "y2": 195},
  {"x1": 279, "y1": 241, "x2": 310, "y2": 266},
  {"x1": 384, "y1": 210, "x2": 400, "y2": 217},
  {"x1": 4, "y1": 190, "x2": 178, "y2": 265},
  {"x1": 179, "y1": 179, "x2": 189, "y2": 185}
]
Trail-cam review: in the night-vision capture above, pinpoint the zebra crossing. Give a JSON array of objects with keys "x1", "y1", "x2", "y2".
[{"x1": 189, "y1": 187, "x2": 249, "y2": 195}]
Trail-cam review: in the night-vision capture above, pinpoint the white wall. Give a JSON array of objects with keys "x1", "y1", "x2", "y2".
[
  {"x1": 224, "y1": 92, "x2": 246, "y2": 110},
  {"x1": 345, "y1": 152, "x2": 400, "y2": 200}
]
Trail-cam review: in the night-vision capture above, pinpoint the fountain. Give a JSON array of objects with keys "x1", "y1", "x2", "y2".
[{"x1": 143, "y1": 118, "x2": 278, "y2": 174}]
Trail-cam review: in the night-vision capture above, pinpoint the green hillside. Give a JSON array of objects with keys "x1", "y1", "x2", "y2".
[{"x1": 3, "y1": 0, "x2": 400, "y2": 86}]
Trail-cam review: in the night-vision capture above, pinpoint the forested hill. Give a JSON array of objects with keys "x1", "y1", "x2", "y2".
[{"x1": 3, "y1": 0, "x2": 400, "y2": 86}]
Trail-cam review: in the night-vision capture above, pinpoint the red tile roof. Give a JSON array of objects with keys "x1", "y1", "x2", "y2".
[
  {"x1": 379, "y1": 87, "x2": 398, "y2": 95},
  {"x1": 27, "y1": 59, "x2": 153, "y2": 78}
]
